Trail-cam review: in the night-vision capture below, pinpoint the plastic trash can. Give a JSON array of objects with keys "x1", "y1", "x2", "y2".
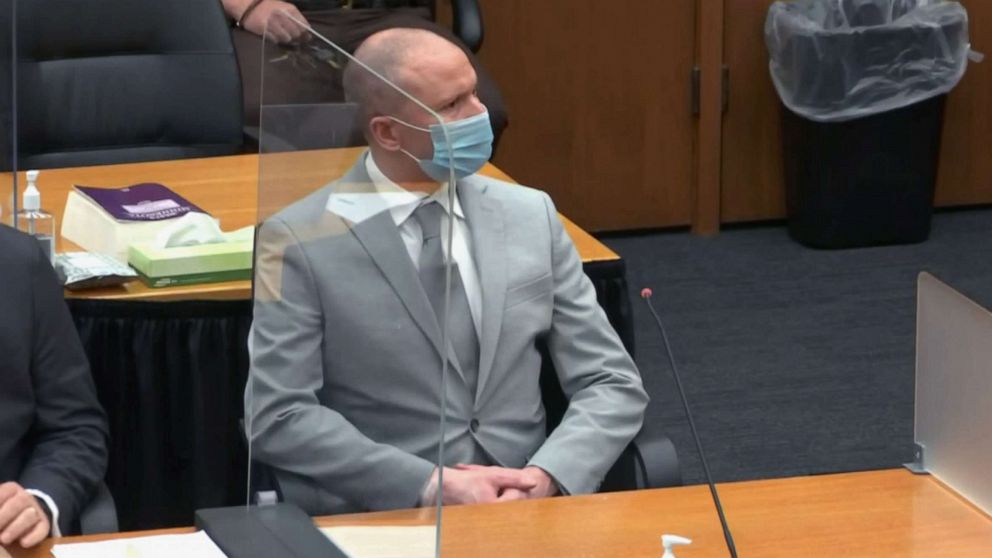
[{"x1": 766, "y1": 0, "x2": 975, "y2": 248}]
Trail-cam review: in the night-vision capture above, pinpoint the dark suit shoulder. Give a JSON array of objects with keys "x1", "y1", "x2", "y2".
[{"x1": 0, "y1": 224, "x2": 43, "y2": 279}]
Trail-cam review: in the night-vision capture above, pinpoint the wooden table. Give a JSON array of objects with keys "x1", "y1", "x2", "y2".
[
  {"x1": 9, "y1": 148, "x2": 619, "y2": 301},
  {"x1": 9, "y1": 470, "x2": 992, "y2": 557}
]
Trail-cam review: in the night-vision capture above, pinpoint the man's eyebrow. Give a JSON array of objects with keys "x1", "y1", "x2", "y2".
[{"x1": 434, "y1": 94, "x2": 461, "y2": 110}]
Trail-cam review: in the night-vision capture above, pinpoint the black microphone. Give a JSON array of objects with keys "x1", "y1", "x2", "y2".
[{"x1": 641, "y1": 287, "x2": 738, "y2": 558}]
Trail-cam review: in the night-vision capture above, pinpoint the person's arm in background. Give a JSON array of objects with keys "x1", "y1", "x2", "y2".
[
  {"x1": 221, "y1": 0, "x2": 310, "y2": 43},
  {"x1": 2, "y1": 242, "x2": 109, "y2": 544}
]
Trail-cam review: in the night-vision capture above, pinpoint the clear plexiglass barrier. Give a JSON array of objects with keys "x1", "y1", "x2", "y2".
[
  {"x1": 246, "y1": 11, "x2": 466, "y2": 557},
  {"x1": 912, "y1": 272, "x2": 992, "y2": 514}
]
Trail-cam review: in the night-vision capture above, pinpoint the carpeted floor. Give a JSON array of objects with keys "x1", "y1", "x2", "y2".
[{"x1": 601, "y1": 208, "x2": 992, "y2": 485}]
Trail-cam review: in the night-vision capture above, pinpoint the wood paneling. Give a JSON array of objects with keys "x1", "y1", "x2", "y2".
[
  {"x1": 476, "y1": 1, "x2": 697, "y2": 232},
  {"x1": 473, "y1": 1, "x2": 992, "y2": 231},
  {"x1": 936, "y1": 0, "x2": 992, "y2": 207},
  {"x1": 720, "y1": 0, "x2": 784, "y2": 223}
]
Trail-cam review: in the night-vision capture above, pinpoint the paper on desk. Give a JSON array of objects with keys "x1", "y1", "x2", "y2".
[
  {"x1": 321, "y1": 526, "x2": 435, "y2": 558},
  {"x1": 52, "y1": 531, "x2": 226, "y2": 558}
]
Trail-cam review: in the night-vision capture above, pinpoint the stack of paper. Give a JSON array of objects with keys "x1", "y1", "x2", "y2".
[
  {"x1": 321, "y1": 526, "x2": 435, "y2": 558},
  {"x1": 52, "y1": 531, "x2": 226, "y2": 558},
  {"x1": 49, "y1": 525, "x2": 435, "y2": 558}
]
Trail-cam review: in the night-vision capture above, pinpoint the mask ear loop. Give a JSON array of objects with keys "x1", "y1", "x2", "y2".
[
  {"x1": 385, "y1": 116, "x2": 436, "y2": 167},
  {"x1": 398, "y1": 147, "x2": 424, "y2": 165},
  {"x1": 387, "y1": 115, "x2": 431, "y2": 133}
]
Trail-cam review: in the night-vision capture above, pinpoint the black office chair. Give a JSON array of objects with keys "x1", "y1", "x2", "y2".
[
  {"x1": 430, "y1": 0, "x2": 484, "y2": 53},
  {"x1": 1, "y1": 0, "x2": 15, "y2": 173},
  {"x1": 79, "y1": 482, "x2": 119, "y2": 535},
  {"x1": 538, "y1": 343, "x2": 682, "y2": 491},
  {"x1": 14, "y1": 0, "x2": 244, "y2": 170},
  {"x1": 257, "y1": 103, "x2": 365, "y2": 153}
]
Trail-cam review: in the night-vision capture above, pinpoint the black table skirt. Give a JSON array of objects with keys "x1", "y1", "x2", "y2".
[{"x1": 68, "y1": 259, "x2": 633, "y2": 530}]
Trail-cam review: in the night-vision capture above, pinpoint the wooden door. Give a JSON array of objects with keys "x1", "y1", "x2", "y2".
[
  {"x1": 475, "y1": 0, "x2": 697, "y2": 232},
  {"x1": 720, "y1": 0, "x2": 784, "y2": 223},
  {"x1": 935, "y1": 0, "x2": 992, "y2": 206}
]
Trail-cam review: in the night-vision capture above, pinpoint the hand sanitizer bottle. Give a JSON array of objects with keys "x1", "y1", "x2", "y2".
[
  {"x1": 16, "y1": 170, "x2": 57, "y2": 263},
  {"x1": 661, "y1": 534, "x2": 692, "y2": 558}
]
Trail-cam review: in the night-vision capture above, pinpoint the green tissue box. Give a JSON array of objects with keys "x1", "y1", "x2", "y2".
[{"x1": 128, "y1": 240, "x2": 253, "y2": 288}]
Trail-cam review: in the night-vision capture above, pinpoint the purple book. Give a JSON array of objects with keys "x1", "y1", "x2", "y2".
[{"x1": 74, "y1": 183, "x2": 208, "y2": 222}]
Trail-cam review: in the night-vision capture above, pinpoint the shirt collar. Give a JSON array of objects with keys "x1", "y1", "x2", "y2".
[{"x1": 365, "y1": 151, "x2": 466, "y2": 227}]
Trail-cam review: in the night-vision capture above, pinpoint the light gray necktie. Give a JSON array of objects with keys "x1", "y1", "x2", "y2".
[{"x1": 413, "y1": 201, "x2": 480, "y2": 397}]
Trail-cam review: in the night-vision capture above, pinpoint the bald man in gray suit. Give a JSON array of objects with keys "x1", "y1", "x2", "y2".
[{"x1": 246, "y1": 28, "x2": 647, "y2": 514}]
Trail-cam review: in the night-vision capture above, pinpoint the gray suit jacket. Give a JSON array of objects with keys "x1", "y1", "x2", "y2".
[
  {"x1": 247, "y1": 154, "x2": 647, "y2": 514},
  {"x1": 0, "y1": 225, "x2": 109, "y2": 534}
]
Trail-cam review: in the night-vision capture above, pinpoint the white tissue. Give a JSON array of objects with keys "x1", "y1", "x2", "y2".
[{"x1": 153, "y1": 212, "x2": 226, "y2": 249}]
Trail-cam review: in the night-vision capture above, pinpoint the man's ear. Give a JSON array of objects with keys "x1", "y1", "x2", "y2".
[{"x1": 369, "y1": 116, "x2": 402, "y2": 151}]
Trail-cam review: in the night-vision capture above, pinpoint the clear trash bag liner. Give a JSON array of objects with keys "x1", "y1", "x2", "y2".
[{"x1": 766, "y1": 0, "x2": 976, "y2": 122}]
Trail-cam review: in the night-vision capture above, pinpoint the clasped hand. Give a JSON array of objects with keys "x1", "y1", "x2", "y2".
[
  {"x1": 439, "y1": 464, "x2": 559, "y2": 505},
  {"x1": 0, "y1": 482, "x2": 51, "y2": 549}
]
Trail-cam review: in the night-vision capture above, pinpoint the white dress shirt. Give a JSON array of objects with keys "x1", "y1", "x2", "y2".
[
  {"x1": 365, "y1": 154, "x2": 483, "y2": 337},
  {"x1": 364, "y1": 155, "x2": 486, "y2": 508},
  {"x1": 25, "y1": 488, "x2": 61, "y2": 537}
]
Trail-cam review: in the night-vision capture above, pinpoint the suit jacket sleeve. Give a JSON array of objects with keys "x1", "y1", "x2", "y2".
[
  {"x1": 526, "y1": 193, "x2": 649, "y2": 495},
  {"x1": 247, "y1": 218, "x2": 436, "y2": 511},
  {"x1": 18, "y1": 242, "x2": 109, "y2": 535}
]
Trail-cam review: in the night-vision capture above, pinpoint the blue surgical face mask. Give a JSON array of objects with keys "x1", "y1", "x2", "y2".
[{"x1": 388, "y1": 110, "x2": 494, "y2": 182}]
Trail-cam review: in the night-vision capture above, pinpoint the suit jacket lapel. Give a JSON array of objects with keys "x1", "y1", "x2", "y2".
[
  {"x1": 458, "y1": 177, "x2": 506, "y2": 401},
  {"x1": 331, "y1": 155, "x2": 448, "y2": 363},
  {"x1": 350, "y1": 213, "x2": 450, "y2": 363}
]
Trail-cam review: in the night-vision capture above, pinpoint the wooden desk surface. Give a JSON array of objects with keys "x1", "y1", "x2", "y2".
[
  {"x1": 6, "y1": 149, "x2": 618, "y2": 301},
  {"x1": 9, "y1": 470, "x2": 992, "y2": 557}
]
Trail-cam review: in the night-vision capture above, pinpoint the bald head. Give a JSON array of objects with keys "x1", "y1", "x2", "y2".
[
  {"x1": 342, "y1": 27, "x2": 486, "y2": 186},
  {"x1": 343, "y1": 28, "x2": 471, "y2": 125}
]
